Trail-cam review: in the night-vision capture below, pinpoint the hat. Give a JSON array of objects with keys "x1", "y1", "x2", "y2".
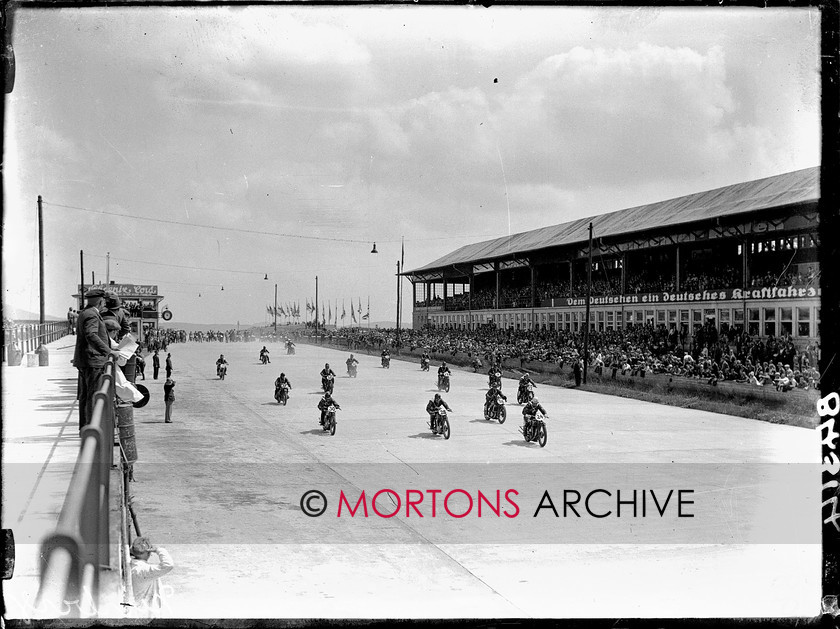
[
  {"x1": 104, "y1": 319, "x2": 120, "y2": 331},
  {"x1": 84, "y1": 288, "x2": 106, "y2": 298},
  {"x1": 105, "y1": 292, "x2": 122, "y2": 307}
]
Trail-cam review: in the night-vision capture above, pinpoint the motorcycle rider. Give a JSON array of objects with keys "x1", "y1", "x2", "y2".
[
  {"x1": 286, "y1": 339, "x2": 296, "y2": 354},
  {"x1": 420, "y1": 351, "x2": 431, "y2": 370},
  {"x1": 484, "y1": 383, "x2": 508, "y2": 416},
  {"x1": 275, "y1": 372, "x2": 292, "y2": 399},
  {"x1": 318, "y1": 391, "x2": 341, "y2": 426},
  {"x1": 472, "y1": 355, "x2": 483, "y2": 372},
  {"x1": 320, "y1": 363, "x2": 336, "y2": 390},
  {"x1": 381, "y1": 349, "x2": 390, "y2": 366},
  {"x1": 216, "y1": 354, "x2": 228, "y2": 376},
  {"x1": 488, "y1": 364, "x2": 502, "y2": 386},
  {"x1": 437, "y1": 361, "x2": 451, "y2": 388},
  {"x1": 522, "y1": 397, "x2": 549, "y2": 434},
  {"x1": 260, "y1": 346, "x2": 270, "y2": 364},
  {"x1": 518, "y1": 373, "x2": 536, "y2": 401},
  {"x1": 425, "y1": 393, "x2": 453, "y2": 434},
  {"x1": 346, "y1": 354, "x2": 359, "y2": 375}
]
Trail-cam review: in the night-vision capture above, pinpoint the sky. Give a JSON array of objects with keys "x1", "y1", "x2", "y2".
[{"x1": 3, "y1": 5, "x2": 820, "y2": 326}]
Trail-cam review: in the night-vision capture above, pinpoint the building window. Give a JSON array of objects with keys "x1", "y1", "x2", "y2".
[
  {"x1": 657, "y1": 310, "x2": 666, "y2": 325},
  {"x1": 668, "y1": 310, "x2": 677, "y2": 325},
  {"x1": 607, "y1": 311, "x2": 614, "y2": 329},
  {"x1": 763, "y1": 307, "x2": 776, "y2": 337},
  {"x1": 719, "y1": 309, "x2": 730, "y2": 325},
  {"x1": 635, "y1": 310, "x2": 644, "y2": 324},
  {"x1": 748, "y1": 308, "x2": 760, "y2": 336},
  {"x1": 797, "y1": 307, "x2": 810, "y2": 337},
  {"x1": 692, "y1": 310, "x2": 702, "y2": 326},
  {"x1": 733, "y1": 308, "x2": 744, "y2": 333},
  {"x1": 780, "y1": 307, "x2": 793, "y2": 336}
]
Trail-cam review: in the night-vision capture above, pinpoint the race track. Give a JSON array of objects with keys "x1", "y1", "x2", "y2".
[{"x1": 126, "y1": 340, "x2": 820, "y2": 618}]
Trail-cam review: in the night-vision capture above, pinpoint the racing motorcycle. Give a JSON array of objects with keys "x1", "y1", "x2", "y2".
[
  {"x1": 347, "y1": 363, "x2": 358, "y2": 378},
  {"x1": 275, "y1": 383, "x2": 290, "y2": 405},
  {"x1": 520, "y1": 410, "x2": 548, "y2": 447},
  {"x1": 322, "y1": 404, "x2": 339, "y2": 436},
  {"x1": 429, "y1": 407, "x2": 451, "y2": 440},
  {"x1": 322, "y1": 373, "x2": 335, "y2": 393},
  {"x1": 381, "y1": 355, "x2": 391, "y2": 369},
  {"x1": 488, "y1": 371, "x2": 502, "y2": 389},
  {"x1": 420, "y1": 357, "x2": 430, "y2": 371},
  {"x1": 484, "y1": 393, "x2": 507, "y2": 423},
  {"x1": 286, "y1": 343, "x2": 296, "y2": 355},
  {"x1": 260, "y1": 352, "x2": 269, "y2": 365},
  {"x1": 437, "y1": 372, "x2": 451, "y2": 393},
  {"x1": 517, "y1": 381, "x2": 536, "y2": 405},
  {"x1": 218, "y1": 363, "x2": 227, "y2": 380}
]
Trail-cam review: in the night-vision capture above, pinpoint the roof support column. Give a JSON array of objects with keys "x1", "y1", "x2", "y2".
[
  {"x1": 530, "y1": 264, "x2": 536, "y2": 308},
  {"x1": 742, "y1": 238, "x2": 749, "y2": 288},
  {"x1": 621, "y1": 252, "x2": 627, "y2": 294},
  {"x1": 675, "y1": 245, "x2": 681, "y2": 292},
  {"x1": 569, "y1": 260, "x2": 573, "y2": 297},
  {"x1": 494, "y1": 262, "x2": 500, "y2": 310}
]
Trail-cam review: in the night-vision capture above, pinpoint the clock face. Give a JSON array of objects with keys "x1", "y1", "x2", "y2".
[{"x1": 162, "y1": 310, "x2": 173, "y2": 321}]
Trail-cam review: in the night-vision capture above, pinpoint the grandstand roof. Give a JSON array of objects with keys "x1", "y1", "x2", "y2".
[{"x1": 407, "y1": 166, "x2": 819, "y2": 276}]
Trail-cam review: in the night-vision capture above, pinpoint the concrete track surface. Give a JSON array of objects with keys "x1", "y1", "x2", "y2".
[{"x1": 6, "y1": 340, "x2": 821, "y2": 618}]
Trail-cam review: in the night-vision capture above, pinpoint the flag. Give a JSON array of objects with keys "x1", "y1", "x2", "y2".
[
  {"x1": 363, "y1": 296, "x2": 370, "y2": 320},
  {"x1": 341, "y1": 301, "x2": 346, "y2": 321},
  {"x1": 362, "y1": 312, "x2": 369, "y2": 320},
  {"x1": 328, "y1": 303, "x2": 332, "y2": 322},
  {"x1": 358, "y1": 297, "x2": 362, "y2": 314},
  {"x1": 351, "y1": 307, "x2": 357, "y2": 324},
  {"x1": 266, "y1": 304, "x2": 272, "y2": 315},
  {"x1": 322, "y1": 305, "x2": 325, "y2": 324}
]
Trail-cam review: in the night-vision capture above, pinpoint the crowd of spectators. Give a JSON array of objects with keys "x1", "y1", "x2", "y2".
[{"x1": 303, "y1": 322, "x2": 820, "y2": 393}]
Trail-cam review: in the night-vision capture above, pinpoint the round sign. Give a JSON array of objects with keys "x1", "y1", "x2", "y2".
[{"x1": 162, "y1": 310, "x2": 173, "y2": 321}]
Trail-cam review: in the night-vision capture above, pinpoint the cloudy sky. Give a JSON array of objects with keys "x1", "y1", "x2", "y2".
[{"x1": 3, "y1": 6, "x2": 820, "y2": 325}]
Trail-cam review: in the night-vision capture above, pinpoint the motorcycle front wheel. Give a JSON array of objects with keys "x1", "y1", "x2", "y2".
[
  {"x1": 499, "y1": 406, "x2": 507, "y2": 424},
  {"x1": 538, "y1": 424, "x2": 547, "y2": 447},
  {"x1": 330, "y1": 417, "x2": 337, "y2": 436},
  {"x1": 445, "y1": 382, "x2": 450, "y2": 393},
  {"x1": 441, "y1": 418, "x2": 451, "y2": 440}
]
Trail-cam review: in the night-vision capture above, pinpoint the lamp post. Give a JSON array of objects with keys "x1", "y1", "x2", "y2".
[{"x1": 583, "y1": 222, "x2": 593, "y2": 385}]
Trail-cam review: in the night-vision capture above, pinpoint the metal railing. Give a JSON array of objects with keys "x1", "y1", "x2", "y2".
[
  {"x1": 2, "y1": 321, "x2": 72, "y2": 361},
  {"x1": 35, "y1": 357, "x2": 116, "y2": 618}
]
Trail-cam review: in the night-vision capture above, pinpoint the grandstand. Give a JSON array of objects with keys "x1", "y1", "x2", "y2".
[{"x1": 405, "y1": 167, "x2": 820, "y2": 347}]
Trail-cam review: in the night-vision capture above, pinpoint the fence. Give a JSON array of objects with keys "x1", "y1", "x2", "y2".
[
  {"x1": 35, "y1": 357, "x2": 116, "y2": 618},
  {"x1": 2, "y1": 321, "x2": 72, "y2": 362}
]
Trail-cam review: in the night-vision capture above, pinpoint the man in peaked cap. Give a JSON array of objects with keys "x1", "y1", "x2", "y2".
[{"x1": 73, "y1": 288, "x2": 121, "y2": 433}]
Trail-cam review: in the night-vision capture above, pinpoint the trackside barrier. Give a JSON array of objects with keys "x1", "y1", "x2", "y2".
[
  {"x1": 2, "y1": 321, "x2": 72, "y2": 363},
  {"x1": 35, "y1": 357, "x2": 115, "y2": 618}
]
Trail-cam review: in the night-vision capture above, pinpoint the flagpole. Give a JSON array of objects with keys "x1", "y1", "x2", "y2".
[
  {"x1": 274, "y1": 283, "x2": 278, "y2": 334},
  {"x1": 315, "y1": 276, "x2": 319, "y2": 334}
]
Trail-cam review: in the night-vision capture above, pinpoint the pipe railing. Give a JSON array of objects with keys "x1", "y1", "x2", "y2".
[
  {"x1": 2, "y1": 321, "x2": 72, "y2": 361},
  {"x1": 35, "y1": 357, "x2": 116, "y2": 618}
]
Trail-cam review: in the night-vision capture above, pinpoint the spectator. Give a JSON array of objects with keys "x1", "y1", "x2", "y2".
[
  {"x1": 163, "y1": 378, "x2": 175, "y2": 423},
  {"x1": 130, "y1": 536, "x2": 174, "y2": 616},
  {"x1": 73, "y1": 289, "x2": 121, "y2": 433}
]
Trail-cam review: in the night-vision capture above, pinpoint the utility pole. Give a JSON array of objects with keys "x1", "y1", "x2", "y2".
[
  {"x1": 79, "y1": 250, "x2": 85, "y2": 311},
  {"x1": 583, "y1": 222, "x2": 593, "y2": 385},
  {"x1": 395, "y1": 260, "x2": 401, "y2": 346},
  {"x1": 37, "y1": 196, "x2": 44, "y2": 324},
  {"x1": 274, "y1": 283, "x2": 278, "y2": 333},
  {"x1": 315, "y1": 276, "x2": 319, "y2": 334},
  {"x1": 106, "y1": 251, "x2": 110, "y2": 285}
]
